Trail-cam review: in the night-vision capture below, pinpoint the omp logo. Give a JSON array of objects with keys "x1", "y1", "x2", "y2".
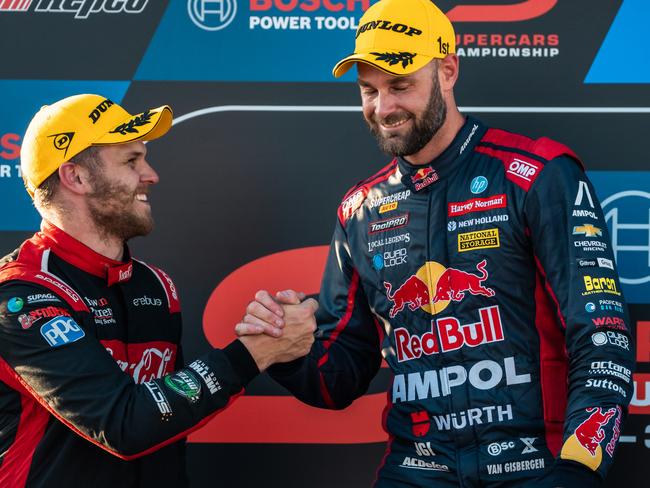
[
  {"x1": 601, "y1": 191, "x2": 650, "y2": 285},
  {"x1": 188, "y1": 0, "x2": 237, "y2": 31},
  {"x1": 5, "y1": 0, "x2": 151, "y2": 18}
]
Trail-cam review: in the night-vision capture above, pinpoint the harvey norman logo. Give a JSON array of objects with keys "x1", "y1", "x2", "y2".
[{"x1": 0, "y1": 0, "x2": 150, "y2": 18}]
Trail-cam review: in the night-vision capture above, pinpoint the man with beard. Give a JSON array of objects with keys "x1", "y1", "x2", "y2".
[
  {"x1": 237, "y1": 0, "x2": 634, "y2": 486},
  {"x1": 0, "y1": 94, "x2": 317, "y2": 487}
]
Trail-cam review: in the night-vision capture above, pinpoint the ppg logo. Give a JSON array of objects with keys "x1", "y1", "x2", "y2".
[
  {"x1": 40, "y1": 317, "x2": 85, "y2": 347},
  {"x1": 600, "y1": 190, "x2": 650, "y2": 285},
  {"x1": 188, "y1": 0, "x2": 237, "y2": 31}
]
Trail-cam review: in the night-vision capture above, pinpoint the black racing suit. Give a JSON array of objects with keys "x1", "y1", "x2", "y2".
[
  {"x1": 270, "y1": 117, "x2": 635, "y2": 487},
  {"x1": 0, "y1": 222, "x2": 259, "y2": 487}
]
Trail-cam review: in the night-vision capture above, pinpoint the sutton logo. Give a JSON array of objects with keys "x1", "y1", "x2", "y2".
[{"x1": 383, "y1": 260, "x2": 495, "y2": 318}]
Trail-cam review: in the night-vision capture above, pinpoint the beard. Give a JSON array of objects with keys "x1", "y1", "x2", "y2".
[
  {"x1": 87, "y1": 172, "x2": 153, "y2": 242},
  {"x1": 367, "y1": 75, "x2": 447, "y2": 157}
]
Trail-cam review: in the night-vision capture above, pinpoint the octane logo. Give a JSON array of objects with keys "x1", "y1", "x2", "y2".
[
  {"x1": 601, "y1": 191, "x2": 650, "y2": 285},
  {"x1": 383, "y1": 259, "x2": 495, "y2": 318},
  {"x1": 188, "y1": 0, "x2": 237, "y2": 31}
]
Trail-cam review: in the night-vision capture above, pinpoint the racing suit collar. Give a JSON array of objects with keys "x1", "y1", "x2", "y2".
[
  {"x1": 398, "y1": 116, "x2": 486, "y2": 192},
  {"x1": 38, "y1": 220, "x2": 134, "y2": 286}
]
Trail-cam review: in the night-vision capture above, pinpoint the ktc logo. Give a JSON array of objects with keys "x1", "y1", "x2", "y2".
[
  {"x1": 188, "y1": 0, "x2": 237, "y2": 30},
  {"x1": 601, "y1": 191, "x2": 650, "y2": 285}
]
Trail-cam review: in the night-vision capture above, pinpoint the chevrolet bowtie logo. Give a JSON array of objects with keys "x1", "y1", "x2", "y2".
[{"x1": 573, "y1": 224, "x2": 602, "y2": 237}]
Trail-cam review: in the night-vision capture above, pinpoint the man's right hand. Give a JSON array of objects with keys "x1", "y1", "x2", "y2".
[
  {"x1": 235, "y1": 289, "x2": 306, "y2": 338},
  {"x1": 238, "y1": 297, "x2": 318, "y2": 372}
]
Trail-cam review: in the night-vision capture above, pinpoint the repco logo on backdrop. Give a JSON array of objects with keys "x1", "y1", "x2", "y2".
[{"x1": 0, "y1": 0, "x2": 150, "y2": 18}]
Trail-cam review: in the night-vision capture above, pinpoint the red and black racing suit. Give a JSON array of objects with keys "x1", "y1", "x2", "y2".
[
  {"x1": 269, "y1": 117, "x2": 635, "y2": 487},
  {"x1": 0, "y1": 222, "x2": 259, "y2": 487}
]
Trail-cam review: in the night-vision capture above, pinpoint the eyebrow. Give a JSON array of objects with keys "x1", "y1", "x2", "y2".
[
  {"x1": 357, "y1": 76, "x2": 414, "y2": 87},
  {"x1": 123, "y1": 149, "x2": 146, "y2": 158}
]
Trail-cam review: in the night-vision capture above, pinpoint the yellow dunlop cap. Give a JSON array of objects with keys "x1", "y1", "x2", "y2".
[
  {"x1": 333, "y1": 0, "x2": 455, "y2": 78},
  {"x1": 21, "y1": 94, "x2": 173, "y2": 197}
]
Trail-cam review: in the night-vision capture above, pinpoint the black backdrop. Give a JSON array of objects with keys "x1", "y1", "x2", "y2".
[{"x1": 1, "y1": 1, "x2": 649, "y2": 486}]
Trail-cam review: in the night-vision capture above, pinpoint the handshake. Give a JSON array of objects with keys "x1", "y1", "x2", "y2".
[{"x1": 235, "y1": 290, "x2": 318, "y2": 372}]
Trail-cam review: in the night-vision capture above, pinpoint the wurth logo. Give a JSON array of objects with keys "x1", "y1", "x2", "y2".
[
  {"x1": 0, "y1": 0, "x2": 150, "y2": 18},
  {"x1": 394, "y1": 306, "x2": 504, "y2": 362}
]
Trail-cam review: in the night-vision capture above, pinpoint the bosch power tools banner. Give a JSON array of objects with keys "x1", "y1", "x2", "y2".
[{"x1": 1, "y1": 0, "x2": 649, "y2": 486}]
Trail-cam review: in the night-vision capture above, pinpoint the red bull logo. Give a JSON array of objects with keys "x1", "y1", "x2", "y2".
[
  {"x1": 384, "y1": 260, "x2": 495, "y2": 318},
  {"x1": 410, "y1": 167, "x2": 439, "y2": 191},
  {"x1": 432, "y1": 259, "x2": 495, "y2": 302},
  {"x1": 395, "y1": 306, "x2": 504, "y2": 362},
  {"x1": 574, "y1": 407, "x2": 616, "y2": 457}
]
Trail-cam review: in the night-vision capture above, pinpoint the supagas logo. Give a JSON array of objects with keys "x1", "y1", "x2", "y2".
[{"x1": 383, "y1": 259, "x2": 495, "y2": 318}]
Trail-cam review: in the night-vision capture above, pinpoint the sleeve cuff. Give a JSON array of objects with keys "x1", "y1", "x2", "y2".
[
  {"x1": 223, "y1": 340, "x2": 260, "y2": 386},
  {"x1": 551, "y1": 460, "x2": 603, "y2": 487}
]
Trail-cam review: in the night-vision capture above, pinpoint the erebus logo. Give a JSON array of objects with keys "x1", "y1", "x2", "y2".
[
  {"x1": 33, "y1": 0, "x2": 150, "y2": 19},
  {"x1": 188, "y1": 0, "x2": 237, "y2": 31},
  {"x1": 132, "y1": 295, "x2": 163, "y2": 307}
]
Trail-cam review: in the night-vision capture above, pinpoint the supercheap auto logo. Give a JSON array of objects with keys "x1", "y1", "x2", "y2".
[{"x1": 0, "y1": 0, "x2": 151, "y2": 18}]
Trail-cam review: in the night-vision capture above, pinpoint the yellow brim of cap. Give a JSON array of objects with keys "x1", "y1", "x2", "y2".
[
  {"x1": 95, "y1": 105, "x2": 173, "y2": 145},
  {"x1": 332, "y1": 51, "x2": 434, "y2": 78}
]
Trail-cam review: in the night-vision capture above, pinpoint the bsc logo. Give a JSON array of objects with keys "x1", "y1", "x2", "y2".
[{"x1": 188, "y1": 0, "x2": 237, "y2": 31}]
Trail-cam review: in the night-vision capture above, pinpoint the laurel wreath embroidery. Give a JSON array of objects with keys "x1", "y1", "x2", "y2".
[
  {"x1": 371, "y1": 51, "x2": 417, "y2": 69},
  {"x1": 110, "y1": 110, "x2": 154, "y2": 135}
]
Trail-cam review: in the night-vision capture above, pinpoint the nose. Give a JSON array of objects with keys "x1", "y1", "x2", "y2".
[
  {"x1": 375, "y1": 90, "x2": 398, "y2": 121},
  {"x1": 140, "y1": 159, "x2": 160, "y2": 185}
]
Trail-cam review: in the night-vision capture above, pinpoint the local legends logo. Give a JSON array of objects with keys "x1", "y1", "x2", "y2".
[{"x1": 383, "y1": 259, "x2": 495, "y2": 318}]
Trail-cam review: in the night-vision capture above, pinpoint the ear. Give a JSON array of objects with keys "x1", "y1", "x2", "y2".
[
  {"x1": 438, "y1": 54, "x2": 460, "y2": 92},
  {"x1": 57, "y1": 162, "x2": 92, "y2": 196}
]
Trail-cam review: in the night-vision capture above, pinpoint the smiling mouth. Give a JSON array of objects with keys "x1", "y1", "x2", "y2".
[
  {"x1": 380, "y1": 117, "x2": 410, "y2": 130},
  {"x1": 135, "y1": 193, "x2": 149, "y2": 203}
]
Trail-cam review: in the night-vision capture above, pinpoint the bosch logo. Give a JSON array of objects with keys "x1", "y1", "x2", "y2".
[
  {"x1": 488, "y1": 441, "x2": 515, "y2": 456},
  {"x1": 188, "y1": 0, "x2": 237, "y2": 31},
  {"x1": 601, "y1": 190, "x2": 650, "y2": 285}
]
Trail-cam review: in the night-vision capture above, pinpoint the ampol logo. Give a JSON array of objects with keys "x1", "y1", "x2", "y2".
[
  {"x1": 188, "y1": 0, "x2": 237, "y2": 30},
  {"x1": 383, "y1": 259, "x2": 494, "y2": 318}
]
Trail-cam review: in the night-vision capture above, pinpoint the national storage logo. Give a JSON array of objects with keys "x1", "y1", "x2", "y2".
[{"x1": 0, "y1": 0, "x2": 151, "y2": 18}]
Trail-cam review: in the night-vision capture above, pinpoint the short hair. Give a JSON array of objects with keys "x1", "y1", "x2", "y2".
[{"x1": 31, "y1": 146, "x2": 103, "y2": 209}]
